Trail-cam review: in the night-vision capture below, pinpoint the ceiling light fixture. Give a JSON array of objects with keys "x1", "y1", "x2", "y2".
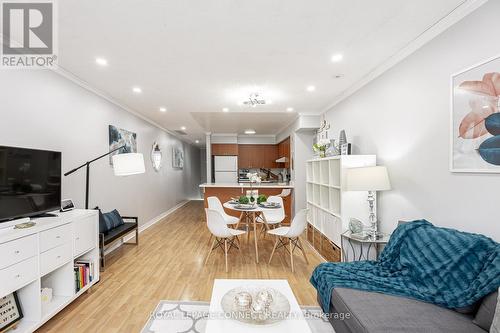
[
  {"x1": 132, "y1": 86, "x2": 142, "y2": 94},
  {"x1": 159, "y1": 107, "x2": 167, "y2": 112},
  {"x1": 243, "y1": 93, "x2": 266, "y2": 107},
  {"x1": 244, "y1": 129, "x2": 256, "y2": 135},
  {"x1": 195, "y1": 140, "x2": 200, "y2": 144},
  {"x1": 180, "y1": 126, "x2": 187, "y2": 131},
  {"x1": 306, "y1": 85, "x2": 316, "y2": 92},
  {"x1": 95, "y1": 57, "x2": 108, "y2": 66},
  {"x1": 222, "y1": 107, "x2": 229, "y2": 112},
  {"x1": 286, "y1": 107, "x2": 294, "y2": 112},
  {"x1": 331, "y1": 53, "x2": 343, "y2": 62}
]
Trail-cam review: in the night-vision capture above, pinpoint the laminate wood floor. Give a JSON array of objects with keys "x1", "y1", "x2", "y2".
[{"x1": 37, "y1": 200, "x2": 324, "y2": 333}]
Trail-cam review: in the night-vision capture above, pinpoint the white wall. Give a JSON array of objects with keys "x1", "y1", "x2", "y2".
[
  {"x1": 277, "y1": 117, "x2": 317, "y2": 215},
  {"x1": 323, "y1": 0, "x2": 500, "y2": 241},
  {"x1": 0, "y1": 69, "x2": 201, "y2": 226}
]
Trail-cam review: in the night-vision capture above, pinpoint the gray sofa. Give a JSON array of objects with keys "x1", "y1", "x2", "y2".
[{"x1": 320, "y1": 287, "x2": 498, "y2": 333}]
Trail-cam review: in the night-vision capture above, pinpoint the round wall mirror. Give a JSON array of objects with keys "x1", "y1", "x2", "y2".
[{"x1": 151, "y1": 142, "x2": 162, "y2": 172}]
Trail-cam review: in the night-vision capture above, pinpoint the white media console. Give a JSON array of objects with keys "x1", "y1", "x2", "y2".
[{"x1": 0, "y1": 209, "x2": 99, "y2": 332}]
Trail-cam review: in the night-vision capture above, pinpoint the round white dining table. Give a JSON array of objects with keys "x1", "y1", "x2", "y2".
[{"x1": 222, "y1": 202, "x2": 272, "y2": 264}]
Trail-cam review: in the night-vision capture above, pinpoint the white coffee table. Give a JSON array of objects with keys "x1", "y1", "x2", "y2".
[{"x1": 205, "y1": 279, "x2": 312, "y2": 333}]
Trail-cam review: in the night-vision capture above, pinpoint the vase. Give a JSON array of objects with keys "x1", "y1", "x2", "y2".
[
  {"x1": 319, "y1": 150, "x2": 326, "y2": 158},
  {"x1": 339, "y1": 130, "x2": 347, "y2": 147}
]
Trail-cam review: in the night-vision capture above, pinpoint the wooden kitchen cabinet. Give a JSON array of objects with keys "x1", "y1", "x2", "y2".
[
  {"x1": 277, "y1": 137, "x2": 291, "y2": 168},
  {"x1": 238, "y1": 144, "x2": 277, "y2": 169},
  {"x1": 211, "y1": 144, "x2": 238, "y2": 156},
  {"x1": 238, "y1": 145, "x2": 256, "y2": 168},
  {"x1": 263, "y1": 145, "x2": 278, "y2": 168}
]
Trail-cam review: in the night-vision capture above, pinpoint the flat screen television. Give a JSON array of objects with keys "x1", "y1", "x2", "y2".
[{"x1": 0, "y1": 146, "x2": 61, "y2": 222}]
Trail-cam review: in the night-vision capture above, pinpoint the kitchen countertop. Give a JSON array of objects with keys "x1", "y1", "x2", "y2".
[{"x1": 199, "y1": 182, "x2": 294, "y2": 188}]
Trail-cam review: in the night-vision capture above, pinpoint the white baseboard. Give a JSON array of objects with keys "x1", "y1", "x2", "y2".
[{"x1": 104, "y1": 200, "x2": 190, "y2": 255}]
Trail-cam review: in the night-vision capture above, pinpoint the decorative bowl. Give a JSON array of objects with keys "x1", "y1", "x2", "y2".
[
  {"x1": 259, "y1": 202, "x2": 281, "y2": 209},
  {"x1": 221, "y1": 286, "x2": 290, "y2": 325},
  {"x1": 236, "y1": 203, "x2": 256, "y2": 210}
]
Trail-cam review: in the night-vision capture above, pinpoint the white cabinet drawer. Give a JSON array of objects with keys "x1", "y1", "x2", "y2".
[
  {"x1": 40, "y1": 242, "x2": 71, "y2": 276},
  {"x1": 0, "y1": 235, "x2": 37, "y2": 270},
  {"x1": 40, "y1": 223, "x2": 72, "y2": 253},
  {"x1": 0, "y1": 256, "x2": 37, "y2": 298},
  {"x1": 74, "y1": 215, "x2": 97, "y2": 257}
]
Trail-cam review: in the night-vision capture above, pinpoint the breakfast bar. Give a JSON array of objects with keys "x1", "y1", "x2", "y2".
[{"x1": 199, "y1": 183, "x2": 294, "y2": 224}]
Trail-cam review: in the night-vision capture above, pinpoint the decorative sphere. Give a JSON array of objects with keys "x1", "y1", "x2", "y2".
[
  {"x1": 234, "y1": 292, "x2": 252, "y2": 312},
  {"x1": 255, "y1": 290, "x2": 273, "y2": 306},
  {"x1": 251, "y1": 301, "x2": 271, "y2": 321}
]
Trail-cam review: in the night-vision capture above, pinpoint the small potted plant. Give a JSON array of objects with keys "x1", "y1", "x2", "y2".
[{"x1": 313, "y1": 138, "x2": 331, "y2": 158}]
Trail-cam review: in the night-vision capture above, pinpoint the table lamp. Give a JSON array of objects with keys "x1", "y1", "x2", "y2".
[{"x1": 345, "y1": 166, "x2": 391, "y2": 240}]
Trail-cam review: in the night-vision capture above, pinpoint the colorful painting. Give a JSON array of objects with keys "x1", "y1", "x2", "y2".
[
  {"x1": 108, "y1": 125, "x2": 137, "y2": 165},
  {"x1": 172, "y1": 144, "x2": 184, "y2": 169},
  {"x1": 451, "y1": 55, "x2": 500, "y2": 173}
]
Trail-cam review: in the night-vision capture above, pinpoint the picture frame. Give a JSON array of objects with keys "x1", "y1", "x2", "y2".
[
  {"x1": 0, "y1": 292, "x2": 23, "y2": 331},
  {"x1": 108, "y1": 125, "x2": 137, "y2": 165},
  {"x1": 340, "y1": 143, "x2": 351, "y2": 155},
  {"x1": 172, "y1": 145, "x2": 184, "y2": 169},
  {"x1": 450, "y1": 54, "x2": 500, "y2": 173}
]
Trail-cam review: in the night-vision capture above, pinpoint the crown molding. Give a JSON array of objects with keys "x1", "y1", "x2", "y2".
[
  {"x1": 321, "y1": 0, "x2": 488, "y2": 114},
  {"x1": 52, "y1": 65, "x2": 194, "y2": 145}
]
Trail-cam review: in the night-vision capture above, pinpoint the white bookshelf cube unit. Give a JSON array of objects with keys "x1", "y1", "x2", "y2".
[
  {"x1": 0, "y1": 209, "x2": 99, "y2": 333},
  {"x1": 305, "y1": 155, "x2": 376, "y2": 261}
]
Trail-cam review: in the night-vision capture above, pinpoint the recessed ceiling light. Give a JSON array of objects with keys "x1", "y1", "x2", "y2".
[
  {"x1": 95, "y1": 57, "x2": 108, "y2": 66},
  {"x1": 306, "y1": 85, "x2": 316, "y2": 92},
  {"x1": 331, "y1": 53, "x2": 343, "y2": 62},
  {"x1": 159, "y1": 107, "x2": 167, "y2": 112},
  {"x1": 286, "y1": 107, "x2": 294, "y2": 112},
  {"x1": 222, "y1": 107, "x2": 229, "y2": 112},
  {"x1": 195, "y1": 140, "x2": 200, "y2": 144},
  {"x1": 180, "y1": 126, "x2": 187, "y2": 131},
  {"x1": 244, "y1": 129, "x2": 256, "y2": 135},
  {"x1": 132, "y1": 86, "x2": 142, "y2": 93}
]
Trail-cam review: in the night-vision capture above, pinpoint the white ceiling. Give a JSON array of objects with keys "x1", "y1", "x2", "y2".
[{"x1": 57, "y1": 0, "x2": 470, "y2": 145}]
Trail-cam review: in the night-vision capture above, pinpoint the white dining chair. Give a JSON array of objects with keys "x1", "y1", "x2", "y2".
[
  {"x1": 257, "y1": 196, "x2": 285, "y2": 237},
  {"x1": 267, "y1": 209, "x2": 309, "y2": 272},
  {"x1": 207, "y1": 196, "x2": 240, "y2": 226},
  {"x1": 277, "y1": 188, "x2": 291, "y2": 197},
  {"x1": 205, "y1": 209, "x2": 246, "y2": 272}
]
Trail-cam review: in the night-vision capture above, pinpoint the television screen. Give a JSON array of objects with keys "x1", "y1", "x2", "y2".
[{"x1": 0, "y1": 146, "x2": 61, "y2": 222}]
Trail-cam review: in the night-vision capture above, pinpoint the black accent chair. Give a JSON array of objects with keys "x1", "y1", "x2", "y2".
[{"x1": 97, "y1": 210, "x2": 139, "y2": 270}]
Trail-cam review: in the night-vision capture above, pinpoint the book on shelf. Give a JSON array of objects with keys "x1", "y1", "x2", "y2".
[{"x1": 74, "y1": 260, "x2": 95, "y2": 293}]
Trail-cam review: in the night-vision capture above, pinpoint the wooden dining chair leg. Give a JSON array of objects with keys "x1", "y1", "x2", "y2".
[
  {"x1": 260, "y1": 215, "x2": 270, "y2": 239},
  {"x1": 235, "y1": 212, "x2": 243, "y2": 230},
  {"x1": 268, "y1": 236, "x2": 279, "y2": 264},
  {"x1": 298, "y1": 238, "x2": 309, "y2": 264},
  {"x1": 246, "y1": 214, "x2": 251, "y2": 242},
  {"x1": 236, "y1": 236, "x2": 241, "y2": 252},
  {"x1": 252, "y1": 213, "x2": 259, "y2": 263},
  {"x1": 224, "y1": 239, "x2": 228, "y2": 273},
  {"x1": 205, "y1": 238, "x2": 217, "y2": 265},
  {"x1": 289, "y1": 238, "x2": 294, "y2": 273}
]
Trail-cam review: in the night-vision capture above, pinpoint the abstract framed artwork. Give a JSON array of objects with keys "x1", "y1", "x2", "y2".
[
  {"x1": 450, "y1": 55, "x2": 500, "y2": 173},
  {"x1": 108, "y1": 125, "x2": 137, "y2": 165},
  {"x1": 172, "y1": 144, "x2": 184, "y2": 169}
]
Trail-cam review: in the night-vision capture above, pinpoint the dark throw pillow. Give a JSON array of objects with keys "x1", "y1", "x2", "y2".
[
  {"x1": 473, "y1": 290, "x2": 499, "y2": 330},
  {"x1": 95, "y1": 207, "x2": 107, "y2": 234},
  {"x1": 99, "y1": 209, "x2": 124, "y2": 233}
]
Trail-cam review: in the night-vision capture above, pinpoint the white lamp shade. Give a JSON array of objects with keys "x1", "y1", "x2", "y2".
[
  {"x1": 345, "y1": 166, "x2": 391, "y2": 191},
  {"x1": 112, "y1": 153, "x2": 145, "y2": 176}
]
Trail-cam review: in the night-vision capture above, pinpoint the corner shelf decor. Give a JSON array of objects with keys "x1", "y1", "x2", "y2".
[{"x1": 305, "y1": 155, "x2": 376, "y2": 262}]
